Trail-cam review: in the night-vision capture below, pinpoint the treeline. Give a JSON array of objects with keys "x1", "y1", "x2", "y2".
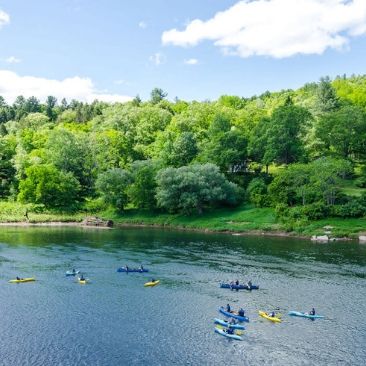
[{"x1": 1, "y1": 76, "x2": 366, "y2": 227}]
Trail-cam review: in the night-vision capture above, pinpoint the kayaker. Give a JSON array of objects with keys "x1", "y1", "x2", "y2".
[
  {"x1": 125, "y1": 265, "x2": 129, "y2": 271},
  {"x1": 16, "y1": 276, "x2": 21, "y2": 280},
  {"x1": 226, "y1": 304, "x2": 231, "y2": 313},
  {"x1": 235, "y1": 279, "x2": 239, "y2": 286},
  {"x1": 80, "y1": 274, "x2": 85, "y2": 281},
  {"x1": 309, "y1": 308, "x2": 316, "y2": 315},
  {"x1": 247, "y1": 280, "x2": 252, "y2": 288},
  {"x1": 72, "y1": 269, "x2": 76, "y2": 273},
  {"x1": 229, "y1": 318, "x2": 237, "y2": 325},
  {"x1": 226, "y1": 327, "x2": 234, "y2": 335},
  {"x1": 238, "y1": 308, "x2": 245, "y2": 317},
  {"x1": 269, "y1": 311, "x2": 275, "y2": 317},
  {"x1": 140, "y1": 265, "x2": 144, "y2": 271},
  {"x1": 151, "y1": 278, "x2": 156, "y2": 283}
]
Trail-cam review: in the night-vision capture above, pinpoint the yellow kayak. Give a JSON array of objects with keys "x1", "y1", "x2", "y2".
[
  {"x1": 144, "y1": 280, "x2": 160, "y2": 287},
  {"x1": 259, "y1": 311, "x2": 282, "y2": 323},
  {"x1": 78, "y1": 278, "x2": 88, "y2": 284},
  {"x1": 9, "y1": 277, "x2": 36, "y2": 283}
]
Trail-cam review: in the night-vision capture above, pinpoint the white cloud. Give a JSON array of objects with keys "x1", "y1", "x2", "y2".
[
  {"x1": 0, "y1": 70, "x2": 132, "y2": 103},
  {"x1": 138, "y1": 21, "x2": 147, "y2": 29},
  {"x1": 5, "y1": 56, "x2": 21, "y2": 64},
  {"x1": 0, "y1": 10, "x2": 10, "y2": 28},
  {"x1": 184, "y1": 58, "x2": 199, "y2": 65},
  {"x1": 149, "y1": 52, "x2": 166, "y2": 65},
  {"x1": 162, "y1": 0, "x2": 366, "y2": 58}
]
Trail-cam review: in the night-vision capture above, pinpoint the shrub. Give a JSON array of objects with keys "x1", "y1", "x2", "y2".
[
  {"x1": 156, "y1": 163, "x2": 243, "y2": 215},
  {"x1": 247, "y1": 177, "x2": 269, "y2": 207},
  {"x1": 18, "y1": 164, "x2": 80, "y2": 209},
  {"x1": 95, "y1": 168, "x2": 132, "y2": 211},
  {"x1": 331, "y1": 200, "x2": 366, "y2": 218}
]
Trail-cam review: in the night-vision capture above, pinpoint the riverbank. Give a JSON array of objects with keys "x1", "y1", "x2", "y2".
[{"x1": 1, "y1": 201, "x2": 365, "y2": 239}]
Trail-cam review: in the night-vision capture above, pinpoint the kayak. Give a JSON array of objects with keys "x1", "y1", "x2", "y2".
[
  {"x1": 220, "y1": 283, "x2": 259, "y2": 290},
  {"x1": 219, "y1": 307, "x2": 249, "y2": 322},
  {"x1": 9, "y1": 277, "x2": 35, "y2": 283},
  {"x1": 78, "y1": 278, "x2": 88, "y2": 284},
  {"x1": 144, "y1": 280, "x2": 160, "y2": 287},
  {"x1": 214, "y1": 318, "x2": 245, "y2": 330},
  {"x1": 259, "y1": 311, "x2": 282, "y2": 323},
  {"x1": 289, "y1": 311, "x2": 324, "y2": 319},
  {"x1": 214, "y1": 327, "x2": 242, "y2": 341},
  {"x1": 117, "y1": 267, "x2": 149, "y2": 273},
  {"x1": 65, "y1": 270, "x2": 80, "y2": 276}
]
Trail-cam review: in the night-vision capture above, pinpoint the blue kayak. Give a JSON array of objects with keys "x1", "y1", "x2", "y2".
[
  {"x1": 214, "y1": 318, "x2": 245, "y2": 330},
  {"x1": 65, "y1": 270, "x2": 80, "y2": 276},
  {"x1": 117, "y1": 267, "x2": 149, "y2": 273},
  {"x1": 214, "y1": 327, "x2": 242, "y2": 341},
  {"x1": 289, "y1": 311, "x2": 324, "y2": 319},
  {"x1": 220, "y1": 283, "x2": 259, "y2": 290},
  {"x1": 219, "y1": 307, "x2": 249, "y2": 322}
]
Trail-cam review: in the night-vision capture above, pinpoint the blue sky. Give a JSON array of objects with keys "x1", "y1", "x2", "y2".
[{"x1": 0, "y1": 0, "x2": 366, "y2": 103}]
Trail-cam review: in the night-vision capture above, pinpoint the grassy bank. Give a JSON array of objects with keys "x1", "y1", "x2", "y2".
[
  {"x1": 0, "y1": 202, "x2": 85, "y2": 223},
  {"x1": 1, "y1": 201, "x2": 364, "y2": 239}
]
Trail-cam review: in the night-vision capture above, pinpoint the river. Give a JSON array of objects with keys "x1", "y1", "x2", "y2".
[{"x1": 0, "y1": 227, "x2": 365, "y2": 366}]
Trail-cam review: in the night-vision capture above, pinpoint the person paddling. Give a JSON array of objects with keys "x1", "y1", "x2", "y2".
[
  {"x1": 226, "y1": 303, "x2": 231, "y2": 313},
  {"x1": 309, "y1": 308, "x2": 316, "y2": 316}
]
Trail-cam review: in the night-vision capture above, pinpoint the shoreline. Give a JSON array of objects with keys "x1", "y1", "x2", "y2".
[
  {"x1": 0, "y1": 220, "x2": 352, "y2": 241},
  {"x1": 0, "y1": 221, "x2": 110, "y2": 229}
]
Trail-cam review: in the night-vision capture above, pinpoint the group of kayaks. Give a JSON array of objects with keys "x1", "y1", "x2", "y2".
[
  {"x1": 215, "y1": 280, "x2": 324, "y2": 341},
  {"x1": 8, "y1": 264, "x2": 159, "y2": 287},
  {"x1": 215, "y1": 305, "x2": 324, "y2": 341}
]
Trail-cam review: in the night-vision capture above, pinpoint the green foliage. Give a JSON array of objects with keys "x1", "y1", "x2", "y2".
[
  {"x1": 201, "y1": 114, "x2": 248, "y2": 173},
  {"x1": 333, "y1": 75, "x2": 366, "y2": 109},
  {"x1": 156, "y1": 163, "x2": 242, "y2": 215},
  {"x1": 0, "y1": 136, "x2": 17, "y2": 198},
  {"x1": 269, "y1": 158, "x2": 352, "y2": 206},
  {"x1": 217, "y1": 95, "x2": 246, "y2": 109},
  {"x1": 46, "y1": 129, "x2": 95, "y2": 197},
  {"x1": 315, "y1": 105, "x2": 366, "y2": 160},
  {"x1": 150, "y1": 88, "x2": 168, "y2": 105},
  {"x1": 247, "y1": 177, "x2": 269, "y2": 207},
  {"x1": 331, "y1": 200, "x2": 366, "y2": 218},
  {"x1": 127, "y1": 160, "x2": 159, "y2": 209},
  {"x1": 18, "y1": 164, "x2": 80, "y2": 209},
  {"x1": 315, "y1": 76, "x2": 340, "y2": 114},
  {"x1": 95, "y1": 168, "x2": 132, "y2": 211},
  {"x1": 263, "y1": 104, "x2": 312, "y2": 165},
  {"x1": 0, "y1": 74, "x2": 365, "y2": 227}
]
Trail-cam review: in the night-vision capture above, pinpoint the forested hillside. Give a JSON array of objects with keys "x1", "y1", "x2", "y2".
[{"x1": 1, "y1": 75, "x2": 366, "y2": 232}]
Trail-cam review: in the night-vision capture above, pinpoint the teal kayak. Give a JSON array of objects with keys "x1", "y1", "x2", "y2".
[
  {"x1": 289, "y1": 311, "x2": 324, "y2": 319},
  {"x1": 214, "y1": 318, "x2": 245, "y2": 330},
  {"x1": 214, "y1": 327, "x2": 242, "y2": 341}
]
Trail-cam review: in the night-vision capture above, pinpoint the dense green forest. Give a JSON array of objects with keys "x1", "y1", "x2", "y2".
[{"x1": 1, "y1": 75, "x2": 366, "y2": 233}]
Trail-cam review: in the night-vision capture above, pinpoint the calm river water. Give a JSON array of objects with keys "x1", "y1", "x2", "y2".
[{"x1": 0, "y1": 227, "x2": 365, "y2": 366}]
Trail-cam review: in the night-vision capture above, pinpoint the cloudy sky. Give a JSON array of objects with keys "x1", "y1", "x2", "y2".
[{"x1": 0, "y1": 0, "x2": 366, "y2": 102}]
